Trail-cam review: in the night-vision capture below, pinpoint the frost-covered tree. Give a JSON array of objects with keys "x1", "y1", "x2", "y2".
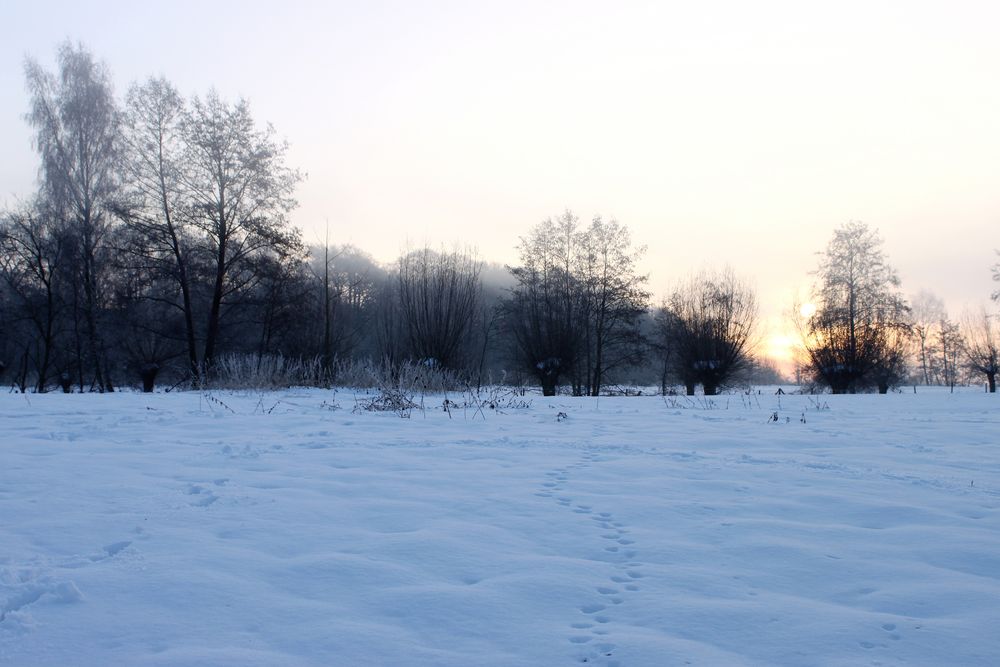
[
  {"x1": 114, "y1": 82, "x2": 304, "y2": 383},
  {"x1": 24, "y1": 41, "x2": 121, "y2": 391},
  {"x1": 116, "y1": 76, "x2": 200, "y2": 381},
  {"x1": 801, "y1": 221, "x2": 909, "y2": 394},
  {"x1": 179, "y1": 91, "x2": 302, "y2": 372}
]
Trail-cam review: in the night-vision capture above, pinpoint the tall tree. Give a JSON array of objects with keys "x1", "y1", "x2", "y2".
[
  {"x1": 117, "y1": 77, "x2": 202, "y2": 380},
  {"x1": 938, "y1": 316, "x2": 963, "y2": 391},
  {"x1": 503, "y1": 212, "x2": 585, "y2": 396},
  {"x1": 24, "y1": 42, "x2": 120, "y2": 390},
  {"x1": 801, "y1": 221, "x2": 909, "y2": 394},
  {"x1": 910, "y1": 290, "x2": 945, "y2": 385},
  {"x1": 577, "y1": 216, "x2": 649, "y2": 396},
  {"x1": 179, "y1": 91, "x2": 302, "y2": 372}
]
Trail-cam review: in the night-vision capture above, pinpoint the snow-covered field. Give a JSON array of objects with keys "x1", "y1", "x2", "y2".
[{"x1": 1, "y1": 387, "x2": 998, "y2": 666}]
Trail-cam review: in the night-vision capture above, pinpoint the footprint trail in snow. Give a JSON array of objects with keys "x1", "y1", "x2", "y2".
[{"x1": 536, "y1": 450, "x2": 644, "y2": 666}]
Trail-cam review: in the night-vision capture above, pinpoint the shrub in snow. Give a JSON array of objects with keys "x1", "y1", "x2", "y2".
[{"x1": 353, "y1": 388, "x2": 419, "y2": 417}]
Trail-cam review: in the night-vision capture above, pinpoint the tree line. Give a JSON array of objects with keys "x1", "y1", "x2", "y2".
[{"x1": 2, "y1": 43, "x2": 998, "y2": 395}]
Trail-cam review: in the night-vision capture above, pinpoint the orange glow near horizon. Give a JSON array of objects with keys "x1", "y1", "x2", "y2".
[{"x1": 764, "y1": 333, "x2": 796, "y2": 376}]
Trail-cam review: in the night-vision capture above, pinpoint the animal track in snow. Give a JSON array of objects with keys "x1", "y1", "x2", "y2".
[
  {"x1": 881, "y1": 622, "x2": 902, "y2": 641},
  {"x1": 0, "y1": 537, "x2": 132, "y2": 630},
  {"x1": 59, "y1": 540, "x2": 135, "y2": 570},
  {"x1": 0, "y1": 579, "x2": 82, "y2": 624},
  {"x1": 536, "y1": 452, "x2": 644, "y2": 666},
  {"x1": 185, "y1": 483, "x2": 219, "y2": 507}
]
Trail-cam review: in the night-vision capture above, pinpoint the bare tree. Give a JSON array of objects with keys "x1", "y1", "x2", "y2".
[
  {"x1": 992, "y1": 251, "x2": 1000, "y2": 302},
  {"x1": 503, "y1": 212, "x2": 585, "y2": 396},
  {"x1": 24, "y1": 42, "x2": 120, "y2": 391},
  {"x1": 577, "y1": 216, "x2": 649, "y2": 395},
  {"x1": 0, "y1": 204, "x2": 69, "y2": 391},
  {"x1": 116, "y1": 76, "x2": 202, "y2": 380},
  {"x1": 910, "y1": 290, "x2": 945, "y2": 385},
  {"x1": 660, "y1": 269, "x2": 758, "y2": 395},
  {"x1": 869, "y1": 322, "x2": 911, "y2": 394},
  {"x1": 179, "y1": 91, "x2": 302, "y2": 372},
  {"x1": 962, "y1": 307, "x2": 999, "y2": 392},
  {"x1": 503, "y1": 211, "x2": 648, "y2": 396},
  {"x1": 395, "y1": 247, "x2": 482, "y2": 371},
  {"x1": 308, "y1": 240, "x2": 381, "y2": 373},
  {"x1": 648, "y1": 308, "x2": 677, "y2": 394},
  {"x1": 938, "y1": 316, "x2": 963, "y2": 391},
  {"x1": 374, "y1": 276, "x2": 407, "y2": 369},
  {"x1": 801, "y1": 221, "x2": 909, "y2": 394}
]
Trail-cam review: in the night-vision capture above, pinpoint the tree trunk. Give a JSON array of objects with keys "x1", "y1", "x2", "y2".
[
  {"x1": 36, "y1": 333, "x2": 52, "y2": 394},
  {"x1": 160, "y1": 154, "x2": 200, "y2": 385},
  {"x1": 203, "y1": 226, "x2": 228, "y2": 373},
  {"x1": 140, "y1": 363, "x2": 159, "y2": 393},
  {"x1": 17, "y1": 345, "x2": 31, "y2": 393},
  {"x1": 988, "y1": 372, "x2": 996, "y2": 393},
  {"x1": 81, "y1": 221, "x2": 109, "y2": 393}
]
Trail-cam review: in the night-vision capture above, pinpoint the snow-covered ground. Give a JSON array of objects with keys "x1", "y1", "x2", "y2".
[{"x1": 1, "y1": 387, "x2": 998, "y2": 666}]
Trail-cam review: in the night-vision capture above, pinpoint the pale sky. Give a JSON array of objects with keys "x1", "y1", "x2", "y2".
[{"x1": 3, "y1": 1, "x2": 999, "y2": 363}]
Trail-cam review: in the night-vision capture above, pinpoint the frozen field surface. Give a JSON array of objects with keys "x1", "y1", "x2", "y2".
[{"x1": 1, "y1": 388, "x2": 999, "y2": 666}]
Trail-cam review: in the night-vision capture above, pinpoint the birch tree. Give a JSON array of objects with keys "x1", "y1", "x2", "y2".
[{"x1": 24, "y1": 42, "x2": 120, "y2": 390}]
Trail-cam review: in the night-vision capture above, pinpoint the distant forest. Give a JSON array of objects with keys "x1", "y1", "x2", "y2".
[{"x1": 2, "y1": 43, "x2": 997, "y2": 395}]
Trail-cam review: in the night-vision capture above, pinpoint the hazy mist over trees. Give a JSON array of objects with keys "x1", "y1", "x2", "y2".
[{"x1": 2, "y1": 42, "x2": 999, "y2": 396}]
